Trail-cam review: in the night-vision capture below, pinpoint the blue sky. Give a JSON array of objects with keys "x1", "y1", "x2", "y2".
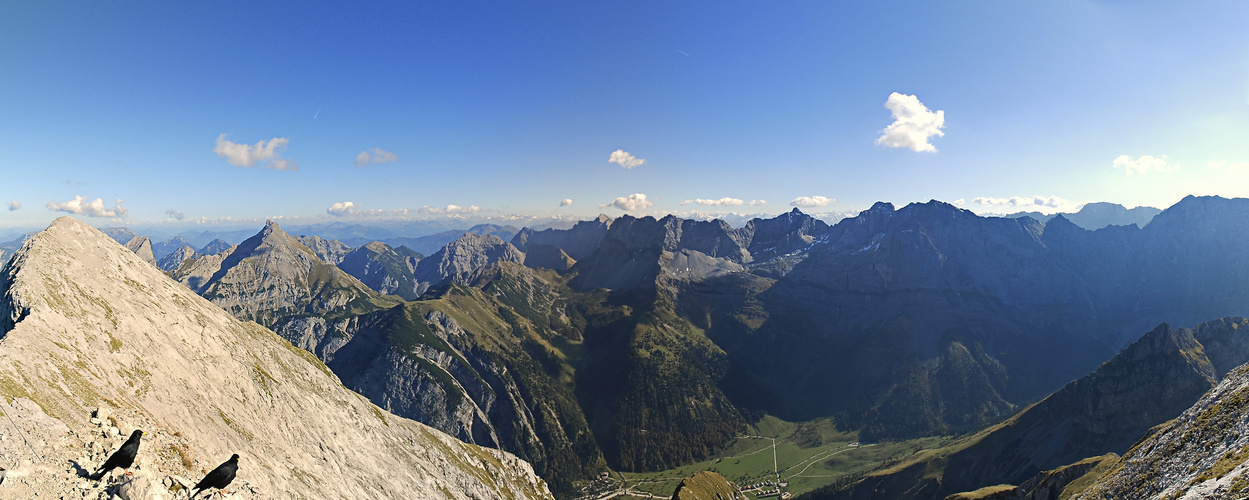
[{"x1": 3, "y1": 1, "x2": 1248, "y2": 230}]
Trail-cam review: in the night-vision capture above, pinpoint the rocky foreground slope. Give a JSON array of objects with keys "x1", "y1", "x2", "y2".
[
  {"x1": 1071, "y1": 354, "x2": 1249, "y2": 499},
  {"x1": 0, "y1": 217, "x2": 552, "y2": 499}
]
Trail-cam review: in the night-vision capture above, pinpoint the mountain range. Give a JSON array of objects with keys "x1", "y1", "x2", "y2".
[
  {"x1": 0, "y1": 217, "x2": 553, "y2": 499},
  {"x1": 73, "y1": 194, "x2": 1249, "y2": 498}
]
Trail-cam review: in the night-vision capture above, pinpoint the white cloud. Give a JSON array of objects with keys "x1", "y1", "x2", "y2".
[
  {"x1": 7, "y1": 201, "x2": 20, "y2": 211},
  {"x1": 165, "y1": 209, "x2": 185, "y2": 220},
  {"x1": 608, "y1": 149, "x2": 646, "y2": 169},
  {"x1": 680, "y1": 198, "x2": 767, "y2": 207},
  {"x1": 418, "y1": 204, "x2": 482, "y2": 215},
  {"x1": 46, "y1": 196, "x2": 128, "y2": 218},
  {"x1": 790, "y1": 196, "x2": 834, "y2": 208},
  {"x1": 560, "y1": 198, "x2": 573, "y2": 206},
  {"x1": 1113, "y1": 154, "x2": 1173, "y2": 174},
  {"x1": 327, "y1": 201, "x2": 357, "y2": 216},
  {"x1": 601, "y1": 193, "x2": 653, "y2": 212},
  {"x1": 972, "y1": 195, "x2": 1068, "y2": 208},
  {"x1": 214, "y1": 134, "x2": 297, "y2": 171},
  {"x1": 1207, "y1": 160, "x2": 1249, "y2": 175},
  {"x1": 953, "y1": 199, "x2": 966, "y2": 205},
  {"x1": 354, "y1": 148, "x2": 398, "y2": 167},
  {"x1": 875, "y1": 92, "x2": 945, "y2": 153}
]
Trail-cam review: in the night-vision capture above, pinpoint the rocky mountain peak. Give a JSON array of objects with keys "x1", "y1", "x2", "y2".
[
  {"x1": 413, "y1": 233, "x2": 525, "y2": 294},
  {"x1": 198, "y1": 238, "x2": 232, "y2": 255},
  {"x1": 262, "y1": 218, "x2": 281, "y2": 233},
  {"x1": 0, "y1": 216, "x2": 552, "y2": 499},
  {"x1": 123, "y1": 235, "x2": 157, "y2": 266}
]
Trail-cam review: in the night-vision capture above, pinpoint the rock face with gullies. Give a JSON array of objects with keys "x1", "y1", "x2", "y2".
[
  {"x1": 412, "y1": 233, "x2": 525, "y2": 295},
  {"x1": 0, "y1": 217, "x2": 553, "y2": 500},
  {"x1": 670, "y1": 471, "x2": 744, "y2": 500},
  {"x1": 570, "y1": 214, "x2": 749, "y2": 290},
  {"x1": 298, "y1": 234, "x2": 354, "y2": 264},
  {"x1": 123, "y1": 235, "x2": 158, "y2": 266},
  {"x1": 734, "y1": 207, "x2": 832, "y2": 264},
  {"x1": 337, "y1": 241, "x2": 424, "y2": 300},
  {"x1": 157, "y1": 244, "x2": 198, "y2": 271}
]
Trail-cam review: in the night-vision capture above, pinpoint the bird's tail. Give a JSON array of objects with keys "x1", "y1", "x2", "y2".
[{"x1": 88, "y1": 469, "x2": 103, "y2": 481}]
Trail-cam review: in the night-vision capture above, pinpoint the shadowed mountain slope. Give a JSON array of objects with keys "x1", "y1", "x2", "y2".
[{"x1": 802, "y1": 318, "x2": 1249, "y2": 500}]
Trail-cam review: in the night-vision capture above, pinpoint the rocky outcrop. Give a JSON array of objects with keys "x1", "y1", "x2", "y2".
[
  {"x1": 670, "y1": 471, "x2": 744, "y2": 500},
  {"x1": 123, "y1": 235, "x2": 157, "y2": 266},
  {"x1": 337, "y1": 241, "x2": 424, "y2": 300},
  {"x1": 413, "y1": 233, "x2": 525, "y2": 294},
  {"x1": 0, "y1": 217, "x2": 553, "y2": 499}
]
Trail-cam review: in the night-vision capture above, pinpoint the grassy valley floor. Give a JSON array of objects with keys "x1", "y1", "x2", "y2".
[{"x1": 572, "y1": 416, "x2": 953, "y2": 499}]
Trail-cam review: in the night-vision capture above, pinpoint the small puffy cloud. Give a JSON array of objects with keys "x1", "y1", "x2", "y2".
[
  {"x1": 680, "y1": 197, "x2": 767, "y2": 207},
  {"x1": 953, "y1": 199, "x2": 966, "y2": 205},
  {"x1": 418, "y1": 204, "x2": 481, "y2": 215},
  {"x1": 560, "y1": 198, "x2": 574, "y2": 206},
  {"x1": 46, "y1": 196, "x2": 128, "y2": 218},
  {"x1": 165, "y1": 209, "x2": 185, "y2": 220},
  {"x1": 608, "y1": 149, "x2": 646, "y2": 169},
  {"x1": 327, "y1": 201, "x2": 357, "y2": 216},
  {"x1": 972, "y1": 195, "x2": 1067, "y2": 208},
  {"x1": 354, "y1": 148, "x2": 399, "y2": 167},
  {"x1": 790, "y1": 196, "x2": 834, "y2": 208},
  {"x1": 214, "y1": 134, "x2": 297, "y2": 171},
  {"x1": 7, "y1": 201, "x2": 20, "y2": 211},
  {"x1": 601, "y1": 193, "x2": 653, "y2": 211},
  {"x1": 1113, "y1": 154, "x2": 1173, "y2": 174},
  {"x1": 876, "y1": 92, "x2": 945, "y2": 153}
]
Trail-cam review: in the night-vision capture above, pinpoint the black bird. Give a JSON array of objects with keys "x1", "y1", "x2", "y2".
[
  {"x1": 189, "y1": 454, "x2": 239, "y2": 499},
  {"x1": 90, "y1": 429, "x2": 144, "y2": 480}
]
